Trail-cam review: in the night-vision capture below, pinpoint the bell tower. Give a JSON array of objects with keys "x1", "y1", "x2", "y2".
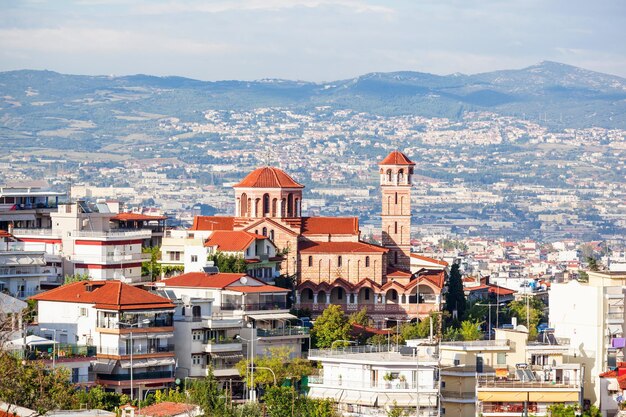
[{"x1": 379, "y1": 150, "x2": 414, "y2": 271}]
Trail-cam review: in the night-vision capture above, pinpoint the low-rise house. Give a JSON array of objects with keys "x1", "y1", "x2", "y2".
[
  {"x1": 31, "y1": 280, "x2": 176, "y2": 397},
  {"x1": 308, "y1": 345, "x2": 439, "y2": 417}
]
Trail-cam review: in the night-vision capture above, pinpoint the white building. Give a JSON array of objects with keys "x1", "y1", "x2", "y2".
[
  {"x1": 13, "y1": 202, "x2": 155, "y2": 284},
  {"x1": 154, "y1": 272, "x2": 309, "y2": 379},
  {"x1": 31, "y1": 280, "x2": 176, "y2": 396},
  {"x1": 550, "y1": 271, "x2": 626, "y2": 407},
  {"x1": 0, "y1": 230, "x2": 57, "y2": 299},
  {"x1": 308, "y1": 345, "x2": 439, "y2": 417}
]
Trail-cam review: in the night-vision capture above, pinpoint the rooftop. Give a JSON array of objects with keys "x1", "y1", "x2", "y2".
[
  {"x1": 233, "y1": 166, "x2": 304, "y2": 189},
  {"x1": 378, "y1": 150, "x2": 415, "y2": 166}
]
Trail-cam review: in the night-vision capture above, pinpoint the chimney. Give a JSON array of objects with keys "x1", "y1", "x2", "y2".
[{"x1": 512, "y1": 317, "x2": 517, "y2": 328}]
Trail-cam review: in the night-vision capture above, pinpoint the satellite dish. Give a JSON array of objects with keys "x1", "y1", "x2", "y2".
[
  {"x1": 240, "y1": 276, "x2": 248, "y2": 285},
  {"x1": 426, "y1": 347, "x2": 434, "y2": 356}
]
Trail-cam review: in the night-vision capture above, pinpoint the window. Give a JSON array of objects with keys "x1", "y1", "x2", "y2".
[
  {"x1": 80, "y1": 307, "x2": 88, "y2": 317},
  {"x1": 395, "y1": 192, "x2": 398, "y2": 204},
  {"x1": 365, "y1": 256, "x2": 370, "y2": 267},
  {"x1": 441, "y1": 381, "x2": 446, "y2": 389},
  {"x1": 270, "y1": 230, "x2": 275, "y2": 240},
  {"x1": 262, "y1": 227, "x2": 267, "y2": 236},
  {"x1": 337, "y1": 288, "x2": 343, "y2": 300},
  {"x1": 394, "y1": 221, "x2": 398, "y2": 234},
  {"x1": 365, "y1": 288, "x2": 370, "y2": 300},
  {"x1": 192, "y1": 330, "x2": 202, "y2": 341},
  {"x1": 308, "y1": 256, "x2": 313, "y2": 267},
  {"x1": 192, "y1": 355, "x2": 202, "y2": 365},
  {"x1": 497, "y1": 352, "x2": 506, "y2": 365},
  {"x1": 338, "y1": 256, "x2": 343, "y2": 267},
  {"x1": 191, "y1": 255, "x2": 198, "y2": 262},
  {"x1": 453, "y1": 359, "x2": 460, "y2": 366},
  {"x1": 394, "y1": 251, "x2": 398, "y2": 264}
]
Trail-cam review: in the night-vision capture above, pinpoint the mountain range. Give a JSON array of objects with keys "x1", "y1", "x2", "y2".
[{"x1": 1, "y1": 61, "x2": 626, "y2": 147}]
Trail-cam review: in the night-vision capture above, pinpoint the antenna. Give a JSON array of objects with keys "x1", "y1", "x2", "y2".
[{"x1": 264, "y1": 148, "x2": 271, "y2": 166}]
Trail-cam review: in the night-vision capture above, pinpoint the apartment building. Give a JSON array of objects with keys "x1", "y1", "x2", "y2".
[
  {"x1": 153, "y1": 272, "x2": 309, "y2": 378},
  {"x1": 13, "y1": 202, "x2": 154, "y2": 284},
  {"x1": 31, "y1": 280, "x2": 176, "y2": 397},
  {"x1": 0, "y1": 183, "x2": 66, "y2": 230},
  {"x1": 550, "y1": 271, "x2": 626, "y2": 405},
  {"x1": 0, "y1": 230, "x2": 57, "y2": 299},
  {"x1": 439, "y1": 326, "x2": 582, "y2": 417},
  {"x1": 308, "y1": 345, "x2": 439, "y2": 417}
]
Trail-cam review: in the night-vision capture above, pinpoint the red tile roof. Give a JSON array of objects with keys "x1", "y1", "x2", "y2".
[
  {"x1": 111, "y1": 213, "x2": 167, "y2": 221},
  {"x1": 301, "y1": 217, "x2": 359, "y2": 235},
  {"x1": 488, "y1": 285, "x2": 516, "y2": 296},
  {"x1": 378, "y1": 150, "x2": 415, "y2": 166},
  {"x1": 30, "y1": 281, "x2": 175, "y2": 311},
  {"x1": 234, "y1": 167, "x2": 304, "y2": 189},
  {"x1": 410, "y1": 253, "x2": 449, "y2": 267},
  {"x1": 157, "y1": 272, "x2": 287, "y2": 293},
  {"x1": 204, "y1": 230, "x2": 266, "y2": 251},
  {"x1": 139, "y1": 401, "x2": 197, "y2": 417},
  {"x1": 158, "y1": 272, "x2": 256, "y2": 289},
  {"x1": 191, "y1": 216, "x2": 235, "y2": 231},
  {"x1": 387, "y1": 268, "x2": 413, "y2": 278},
  {"x1": 227, "y1": 285, "x2": 289, "y2": 293},
  {"x1": 298, "y1": 241, "x2": 388, "y2": 254},
  {"x1": 0, "y1": 230, "x2": 13, "y2": 238},
  {"x1": 416, "y1": 270, "x2": 445, "y2": 288}
]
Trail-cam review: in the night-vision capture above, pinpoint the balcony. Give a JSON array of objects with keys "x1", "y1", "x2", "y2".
[
  {"x1": 97, "y1": 371, "x2": 174, "y2": 381},
  {"x1": 257, "y1": 326, "x2": 309, "y2": 338},
  {"x1": 308, "y1": 375, "x2": 437, "y2": 392},
  {"x1": 221, "y1": 301, "x2": 288, "y2": 311},
  {"x1": 70, "y1": 253, "x2": 151, "y2": 264},
  {"x1": 606, "y1": 311, "x2": 624, "y2": 324},
  {"x1": 204, "y1": 340, "x2": 243, "y2": 354},
  {"x1": 71, "y1": 230, "x2": 152, "y2": 239},
  {"x1": 12, "y1": 228, "x2": 62, "y2": 237},
  {"x1": 97, "y1": 344, "x2": 175, "y2": 356},
  {"x1": 440, "y1": 390, "x2": 475, "y2": 402}
]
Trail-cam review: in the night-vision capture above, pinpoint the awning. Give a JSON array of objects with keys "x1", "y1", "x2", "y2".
[
  {"x1": 0, "y1": 214, "x2": 36, "y2": 222},
  {"x1": 308, "y1": 387, "x2": 345, "y2": 402},
  {"x1": 120, "y1": 332, "x2": 174, "y2": 339},
  {"x1": 119, "y1": 357, "x2": 176, "y2": 368},
  {"x1": 92, "y1": 359, "x2": 116, "y2": 373},
  {"x1": 210, "y1": 352, "x2": 244, "y2": 360},
  {"x1": 341, "y1": 390, "x2": 377, "y2": 406},
  {"x1": 607, "y1": 324, "x2": 623, "y2": 336},
  {"x1": 7, "y1": 335, "x2": 57, "y2": 348},
  {"x1": 247, "y1": 313, "x2": 296, "y2": 321}
]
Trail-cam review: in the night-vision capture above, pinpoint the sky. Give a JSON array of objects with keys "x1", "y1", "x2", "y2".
[{"x1": 0, "y1": 0, "x2": 625, "y2": 82}]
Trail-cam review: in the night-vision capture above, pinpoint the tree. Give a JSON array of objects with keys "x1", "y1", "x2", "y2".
[
  {"x1": 348, "y1": 307, "x2": 370, "y2": 327},
  {"x1": 508, "y1": 296, "x2": 545, "y2": 339},
  {"x1": 310, "y1": 305, "x2": 351, "y2": 348},
  {"x1": 458, "y1": 320, "x2": 483, "y2": 341},
  {"x1": 64, "y1": 273, "x2": 91, "y2": 284},
  {"x1": 547, "y1": 404, "x2": 601, "y2": 417},
  {"x1": 187, "y1": 367, "x2": 230, "y2": 417},
  {"x1": 142, "y1": 246, "x2": 161, "y2": 281},
  {"x1": 387, "y1": 401, "x2": 407, "y2": 417},
  {"x1": 236, "y1": 347, "x2": 314, "y2": 388},
  {"x1": 586, "y1": 256, "x2": 600, "y2": 272},
  {"x1": 263, "y1": 386, "x2": 302, "y2": 417},
  {"x1": 209, "y1": 252, "x2": 247, "y2": 273},
  {"x1": 445, "y1": 263, "x2": 466, "y2": 322},
  {"x1": 0, "y1": 351, "x2": 79, "y2": 414}
]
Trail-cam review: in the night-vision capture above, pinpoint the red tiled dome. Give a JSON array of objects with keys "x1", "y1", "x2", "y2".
[
  {"x1": 234, "y1": 167, "x2": 304, "y2": 188},
  {"x1": 378, "y1": 150, "x2": 415, "y2": 166}
]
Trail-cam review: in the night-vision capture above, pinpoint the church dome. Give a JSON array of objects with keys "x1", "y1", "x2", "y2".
[{"x1": 233, "y1": 167, "x2": 304, "y2": 189}]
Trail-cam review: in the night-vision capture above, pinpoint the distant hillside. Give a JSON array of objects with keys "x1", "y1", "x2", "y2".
[{"x1": 1, "y1": 62, "x2": 625, "y2": 151}]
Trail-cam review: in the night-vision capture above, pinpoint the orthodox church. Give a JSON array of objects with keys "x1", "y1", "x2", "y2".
[{"x1": 191, "y1": 150, "x2": 446, "y2": 324}]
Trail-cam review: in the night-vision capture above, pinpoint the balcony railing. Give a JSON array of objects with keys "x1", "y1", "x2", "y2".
[
  {"x1": 309, "y1": 344, "x2": 438, "y2": 361},
  {"x1": 257, "y1": 326, "x2": 310, "y2": 337},
  {"x1": 221, "y1": 302, "x2": 288, "y2": 311},
  {"x1": 12, "y1": 228, "x2": 62, "y2": 237},
  {"x1": 70, "y1": 253, "x2": 151, "y2": 264},
  {"x1": 440, "y1": 391, "x2": 475, "y2": 400},
  {"x1": 26, "y1": 345, "x2": 96, "y2": 360},
  {"x1": 308, "y1": 375, "x2": 437, "y2": 391},
  {"x1": 71, "y1": 230, "x2": 152, "y2": 239},
  {"x1": 97, "y1": 344, "x2": 175, "y2": 356},
  {"x1": 477, "y1": 377, "x2": 580, "y2": 389},
  {"x1": 97, "y1": 371, "x2": 174, "y2": 381}
]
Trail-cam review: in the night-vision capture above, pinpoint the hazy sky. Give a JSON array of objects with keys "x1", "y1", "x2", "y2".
[{"x1": 1, "y1": 0, "x2": 625, "y2": 81}]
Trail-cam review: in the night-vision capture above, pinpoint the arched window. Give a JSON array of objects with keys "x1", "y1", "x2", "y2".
[
  {"x1": 394, "y1": 221, "x2": 398, "y2": 234},
  {"x1": 308, "y1": 256, "x2": 313, "y2": 267},
  {"x1": 240, "y1": 193, "x2": 248, "y2": 216},
  {"x1": 398, "y1": 169, "x2": 404, "y2": 184},
  {"x1": 395, "y1": 192, "x2": 398, "y2": 205},
  {"x1": 287, "y1": 193, "x2": 293, "y2": 217},
  {"x1": 338, "y1": 256, "x2": 343, "y2": 267},
  {"x1": 365, "y1": 256, "x2": 370, "y2": 267},
  {"x1": 262, "y1": 227, "x2": 267, "y2": 236},
  {"x1": 263, "y1": 194, "x2": 270, "y2": 216},
  {"x1": 254, "y1": 229, "x2": 259, "y2": 235},
  {"x1": 192, "y1": 305, "x2": 201, "y2": 318},
  {"x1": 271, "y1": 198, "x2": 277, "y2": 217},
  {"x1": 269, "y1": 230, "x2": 275, "y2": 241},
  {"x1": 386, "y1": 169, "x2": 392, "y2": 182},
  {"x1": 337, "y1": 288, "x2": 343, "y2": 300},
  {"x1": 365, "y1": 288, "x2": 370, "y2": 300}
]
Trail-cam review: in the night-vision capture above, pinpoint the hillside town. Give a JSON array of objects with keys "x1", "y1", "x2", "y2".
[{"x1": 1, "y1": 150, "x2": 626, "y2": 417}]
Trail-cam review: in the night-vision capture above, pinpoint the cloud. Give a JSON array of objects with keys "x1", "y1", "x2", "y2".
[
  {"x1": 0, "y1": 27, "x2": 231, "y2": 55},
  {"x1": 130, "y1": 0, "x2": 395, "y2": 16}
]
